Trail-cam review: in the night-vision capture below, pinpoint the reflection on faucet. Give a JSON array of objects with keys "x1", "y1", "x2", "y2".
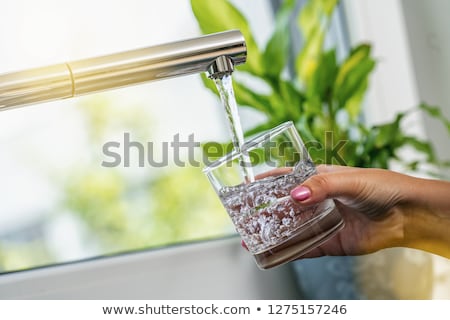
[{"x1": 0, "y1": 30, "x2": 246, "y2": 111}]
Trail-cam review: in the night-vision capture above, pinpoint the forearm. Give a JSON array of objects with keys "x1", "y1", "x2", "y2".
[{"x1": 401, "y1": 177, "x2": 450, "y2": 258}]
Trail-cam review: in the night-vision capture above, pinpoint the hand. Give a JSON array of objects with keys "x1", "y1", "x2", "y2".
[{"x1": 289, "y1": 165, "x2": 450, "y2": 258}]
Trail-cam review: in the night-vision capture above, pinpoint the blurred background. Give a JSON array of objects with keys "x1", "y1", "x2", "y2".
[
  {"x1": 0, "y1": 0, "x2": 449, "y2": 299},
  {"x1": 0, "y1": 0, "x2": 262, "y2": 272}
]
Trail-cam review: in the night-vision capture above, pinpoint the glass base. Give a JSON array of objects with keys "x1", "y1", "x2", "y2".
[{"x1": 253, "y1": 205, "x2": 344, "y2": 270}]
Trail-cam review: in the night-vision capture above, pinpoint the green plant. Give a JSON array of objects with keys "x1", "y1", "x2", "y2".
[{"x1": 191, "y1": 0, "x2": 450, "y2": 173}]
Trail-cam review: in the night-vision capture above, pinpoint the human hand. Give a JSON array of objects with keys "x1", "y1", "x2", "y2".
[
  {"x1": 289, "y1": 165, "x2": 450, "y2": 258},
  {"x1": 289, "y1": 165, "x2": 405, "y2": 257}
]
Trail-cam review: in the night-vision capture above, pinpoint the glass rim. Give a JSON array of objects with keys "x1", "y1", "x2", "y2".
[{"x1": 202, "y1": 121, "x2": 295, "y2": 174}]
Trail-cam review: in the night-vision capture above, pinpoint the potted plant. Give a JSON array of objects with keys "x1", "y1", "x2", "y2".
[{"x1": 191, "y1": 0, "x2": 449, "y2": 171}]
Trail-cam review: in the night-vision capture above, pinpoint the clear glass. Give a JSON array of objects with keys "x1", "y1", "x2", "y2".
[{"x1": 203, "y1": 121, "x2": 345, "y2": 269}]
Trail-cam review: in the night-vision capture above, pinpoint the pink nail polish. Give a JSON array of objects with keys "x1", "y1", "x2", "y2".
[{"x1": 290, "y1": 186, "x2": 311, "y2": 201}]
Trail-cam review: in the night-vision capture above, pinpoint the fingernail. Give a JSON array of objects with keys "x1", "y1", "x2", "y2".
[{"x1": 290, "y1": 186, "x2": 311, "y2": 201}]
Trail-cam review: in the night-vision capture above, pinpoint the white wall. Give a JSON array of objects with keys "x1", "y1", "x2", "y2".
[{"x1": 401, "y1": 0, "x2": 450, "y2": 163}]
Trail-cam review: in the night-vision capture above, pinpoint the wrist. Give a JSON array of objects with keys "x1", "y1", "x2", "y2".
[{"x1": 401, "y1": 204, "x2": 450, "y2": 258}]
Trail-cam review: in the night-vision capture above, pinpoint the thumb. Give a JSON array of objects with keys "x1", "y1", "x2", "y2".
[{"x1": 290, "y1": 170, "x2": 361, "y2": 205}]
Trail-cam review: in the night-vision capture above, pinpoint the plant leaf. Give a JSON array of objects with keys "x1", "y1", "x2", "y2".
[
  {"x1": 262, "y1": 0, "x2": 296, "y2": 77},
  {"x1": 419, "y1": 103, "x2": 450, "y2": 134},
  {"x1": 373, "y1": 113, "x2": 404, "y2": 148},
  {"x1": 321, "y1": 0, "x2": 339, "y2": 16},
  {"x1": 307, "y1": 49, "x2": 338, "y2": 102},
  {"x1": 403, "y1": 136, "x2": 436, "y2": 163},
  {"x1": 233, "y1": 80, "x2": 273, "y2": 116},
  {"x1": 343, "y1": 77, "x2": 368, "y2": 121},
  {"x1": 296, "y1": 0, "x2": 337, "y2": 88},
  {"x1": 263, "y1": 27, "x2": 289, "y2": 78},
  {"x1": 296, "y1": 26, "x2": 325, "y2": 87},
  {"x1": 201, "y1": 73, "x2": 274, "y2": 117},
  {"x1": 190, "y1": 0, "x2": 263, "y2": 75},
  {"x1": 299, "y1": 0, "x2": 337, "y2": 39},
  {"x1": 278, "y1": 79, "x2": 304, "y2": 119},
  {"x1": 333, "y1": 44, "x2": 375, "y2": 109}
]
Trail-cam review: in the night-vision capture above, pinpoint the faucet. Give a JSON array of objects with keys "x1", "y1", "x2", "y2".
[{"x1": 0, "y1": 30, "x2": 246, "y2": 111}]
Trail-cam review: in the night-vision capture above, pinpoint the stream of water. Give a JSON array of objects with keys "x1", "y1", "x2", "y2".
[{"x1": 213, "y1": 74, "x2": 255, "y2": 183}]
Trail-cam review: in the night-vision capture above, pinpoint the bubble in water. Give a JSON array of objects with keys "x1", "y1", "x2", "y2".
[{"x1": 219, "y1": 162, "x2": 325, "y2": 253}]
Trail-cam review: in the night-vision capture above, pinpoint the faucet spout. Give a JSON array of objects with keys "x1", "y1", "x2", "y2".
[
  {"x1": 207, "y1": 56, "x2": 234, "y2": 79},
  {"x1": 0, "y1": 30, "x2": 246, "y2": 111}
]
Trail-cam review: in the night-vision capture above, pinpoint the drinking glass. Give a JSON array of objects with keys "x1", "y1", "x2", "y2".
[{"x1": 203, "y1": 121, "x2": 344, "y2": 269}]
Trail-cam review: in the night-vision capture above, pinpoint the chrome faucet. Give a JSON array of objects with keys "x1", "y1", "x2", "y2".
[{"x1": 0, "y1": 30, "x2": 246, "y2": 111}]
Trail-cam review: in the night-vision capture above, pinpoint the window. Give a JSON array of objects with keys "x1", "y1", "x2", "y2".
[{"x1": 0, "y1": 0, "x2": 275, "y2": 273}]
